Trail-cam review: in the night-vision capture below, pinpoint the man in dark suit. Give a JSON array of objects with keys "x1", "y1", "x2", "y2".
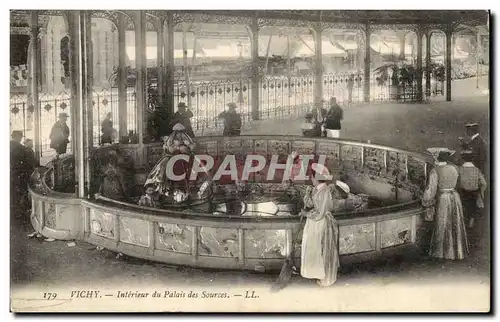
[
  {"x1": 460, "y1": 123, "x2": 488, "y2": 174},
  {"x1": 170, "y1": 102, "x2": 195, "y2": 138},
  {"x1": 218, "y1": 102, "x2": 242, "y2": 136},
  {"x1": 49, "y1": 113, "x2": 70, "y2": 156},
  {"x1": 10, "y1": 131, "x2": 26, "y2": 211}
]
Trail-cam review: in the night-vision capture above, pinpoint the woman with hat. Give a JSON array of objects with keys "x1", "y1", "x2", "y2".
[
  {"x1": 49, "y1": 112, "x2": 70, "y2": 156},
  {"x1": 331, "y1": 180, "x2": 368, "y2": 212},
  {"x1": 144, "y1": 123, "x2": 200, "y2": 201},
  {"x1": 299, "y1": 162, "x2": 340, "y2": 287},
  {"x1": 422, "y1": 149, "x2": 469, "y2": 260}
]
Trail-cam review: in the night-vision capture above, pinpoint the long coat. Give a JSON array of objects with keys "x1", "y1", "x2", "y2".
[
  {"x1": 465, "y1": 135, "x2": 488, "y2": 174},
  {"x1": 219, "y1": 111, "x2": 242, "y2": 136},
  {"x1": 49, "y1": 121, "x2": 70, "y2": 154},
  {"x1": 324, "y1": 104, "x2": 343, "y2": 130}
]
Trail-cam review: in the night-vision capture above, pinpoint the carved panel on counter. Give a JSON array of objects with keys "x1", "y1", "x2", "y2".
[
  {"x1": 156, "y1": 223, "x2": 193, "y2": 253},
  {"x1": 317, "y1": 141, "x2": 341, "y2": 170},
  {"x1": 221, "y1": 139, "x2": 242, "y2": 157},
  {"x1": 267, "y1": 140, "x2": 290, "y2": 156},
  {"x1": 364, "y1": 147, "x2": 385, "y2": 174},
  {"x1": 198, "y1": 227, "x2": 239, "y2": 258},
  {"x1": 119, "y1": 217, "x2": 150, "y2": 247},
  {"x1": 244, "y1": 229, "x2": 287, "y2": 259},
  {"x1": 387, "y1": 151, "x2": 407, "y2": 179},
  {"x1": 253, "y1": 140, "x2": 268, "y2": 156},
  {"x1": 90, "y1": 209, "x2": 115, "y2": 238},
  {"x1": 44, "y1": 202, "x2": 57, "y2": 229},
  {"x1": 407, "y1": 155, "x2": 427, "y2": 188},
  {"x1": 32, "y1": 200, "x2": 41, "y2": 223},
  {"x1": 380, "y1": 217, "x2": 413, "y2": 248},
  {"x1": 240, "y1": 139, "x2": 254, "y2": 156},
  {"x1": 147, "y1": 145, "x2": 164, "y2": 169},
  {"x1": 340, "y1": 145, "x2": 362, "y2": 170},
  {"x1": 339, "y1": 223, "x2": 376, "y2": 255},
  {"x1": 196, "y1": 140, "x2": 218, "y2": 155},
  {"x1": 292, "y1": 140, "x2": 316, "y2": 155}
]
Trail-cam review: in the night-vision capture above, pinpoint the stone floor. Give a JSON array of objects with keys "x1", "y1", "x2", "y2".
[{"x1": 11, "y1": 81, "x2": 490, "y2": 312}]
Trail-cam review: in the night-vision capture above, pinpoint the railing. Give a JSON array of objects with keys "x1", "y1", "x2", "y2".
[{"x1": 10, "y1": 71, "x2": 447, "y2": 154}]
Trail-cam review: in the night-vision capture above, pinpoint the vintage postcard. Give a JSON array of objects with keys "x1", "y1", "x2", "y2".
[{"x1": 9, "y1": 9, "x2": 490, "y2": 312}]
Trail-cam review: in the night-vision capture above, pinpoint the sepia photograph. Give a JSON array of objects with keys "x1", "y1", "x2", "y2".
[{"x1": 7, "y1": 7, "x2": 491, "y2": 313}]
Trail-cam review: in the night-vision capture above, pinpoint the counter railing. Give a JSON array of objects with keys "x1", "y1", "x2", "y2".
[{"x1": 29, "y1": 136, "x2": 431, "y2": 272}]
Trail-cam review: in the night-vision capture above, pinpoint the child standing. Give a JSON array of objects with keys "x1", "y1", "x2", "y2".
[
  {"x1": 138, "y1": 183, "x2": 160, "y2": 208},
  {"x1": 458, "y1": 150, "x2": 487, "y2": 229}
]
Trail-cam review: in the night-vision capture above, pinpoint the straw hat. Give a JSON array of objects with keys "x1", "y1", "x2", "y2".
[
  {"x1": 426, "y1": 147, "x2": 455, "y2": 159},
  {"x1": 335, "y1": 180, "x2": 350, "y2": 194}
]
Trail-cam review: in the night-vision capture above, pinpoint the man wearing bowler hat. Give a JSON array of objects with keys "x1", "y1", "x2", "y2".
[
  {"x1": 50, "y1": 112, "x2": 70, "y2": 156},
  {"x1": 218, "y1": 102, "x2": 242, "y2": 136},
  {"x1": 171, "y1": 102, "x2": 195, "y2": 138},
  {"x1": 460, "y1": 122, "x2": 488, "y2": 174}
]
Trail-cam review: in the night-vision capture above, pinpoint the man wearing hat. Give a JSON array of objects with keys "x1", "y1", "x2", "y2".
[
  {"x1": 460, "y1": 123, "x2": 488, "y2": 174},
  {"x1": 49, "y1": 113, "x2": 70, "y2": 156},
  {"x1": 170, "y1": 102, "x2": 195, "y2": 138},
  {"x1": 323, "y1": 97, "x2": 343, "y2": 138},
  {"x1": 10, "y1": 131, "x2": 27, "y2": 211},
  {"x1": 457, "y1": 150, "x2": 487, "y2": 229},
  {"x1": 218, "y1": 102, "x2": 242, "y2": 136}
]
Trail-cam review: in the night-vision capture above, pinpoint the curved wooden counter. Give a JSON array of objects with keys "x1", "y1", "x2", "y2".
[{"x1": 29, "y1": 136, "x2": 431, "y2": 272}]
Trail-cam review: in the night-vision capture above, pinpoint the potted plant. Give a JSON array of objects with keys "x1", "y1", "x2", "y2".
[
  {"x1": 374, "y1": 63, "x2": 400, "y2": 99},
  {"x1": 429, "y1": 62, "x2": 445, "y2": 94},
  {"x1": 399, "y1": 64, "x2": 417, "y2": 100}
]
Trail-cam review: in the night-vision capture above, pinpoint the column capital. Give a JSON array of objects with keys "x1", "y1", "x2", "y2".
[{"x1": 360, "y1": 23, "x2": 371, "y2": 36}]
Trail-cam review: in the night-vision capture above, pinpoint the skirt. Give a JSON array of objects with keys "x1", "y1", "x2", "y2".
[{"x1": 429, "y1": 190, "x2": 469, "y2": 260}]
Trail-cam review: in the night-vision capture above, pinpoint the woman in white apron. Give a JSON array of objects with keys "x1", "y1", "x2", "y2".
[{"x1": 300, "y1": 163, "x2": 340, "y2": 287}]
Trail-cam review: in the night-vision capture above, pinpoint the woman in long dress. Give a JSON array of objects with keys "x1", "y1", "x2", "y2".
[
  {"x1": 300, "y1": 163, "x2": 340, "y2": 287},
  {"x1": 422, "y1": 150, "x2": 469, "y2": 260}
]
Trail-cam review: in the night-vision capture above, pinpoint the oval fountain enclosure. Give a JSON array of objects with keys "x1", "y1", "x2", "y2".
[{"x1": 29, "y1": 136, "x2": 431, "y2": 272}]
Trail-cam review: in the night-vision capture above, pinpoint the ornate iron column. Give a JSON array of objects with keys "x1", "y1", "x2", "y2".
[
  {"x1": 164, "y1": 12, "x2": 174, "y2": 114},
  {"x1": 445, "y1": 24, "x2": 453, "y2": 101},
  {"x1": 181, "y1": 24, "x2": 192, "y2": 109},
  {"x1": 135, "y1": 10, "x2": 147, "y2": 143},
  {"x1": 68, "y1": 10, "x2": 93, "y2": 198},
  {"x1": 398, "y1": 31, "x2": 406, "y2": 60},
  {"x1": 83, "y1": 12, "x2": 93, "y2": 192},
  {"x1": 363, "y1": 24, "x2": 371, "y2": 103},
  {"x1": 425, "y1": 31, "x2": 432, "y2": 98},
  {"x1": 313, "y1": 24, "x2": 323, "y2": 106},
  {"x1": 416, "y1": 29, "x2": 423, "y2": 101},
  {"x1": 476, "y1": 27, "x2": 481, "y2": 89},
  {"x1": 250, "y1": 15, "x2": 259, "y2": 120},
  {"x1": 156, "y1": 17, "x2": 164, "y2": 101},
  {"x1": 30, "y1": 11, "x2": 41, "y2": 165},
  {"x1": 117, "y1": 13, "x2": 128, "y2": 140}
]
